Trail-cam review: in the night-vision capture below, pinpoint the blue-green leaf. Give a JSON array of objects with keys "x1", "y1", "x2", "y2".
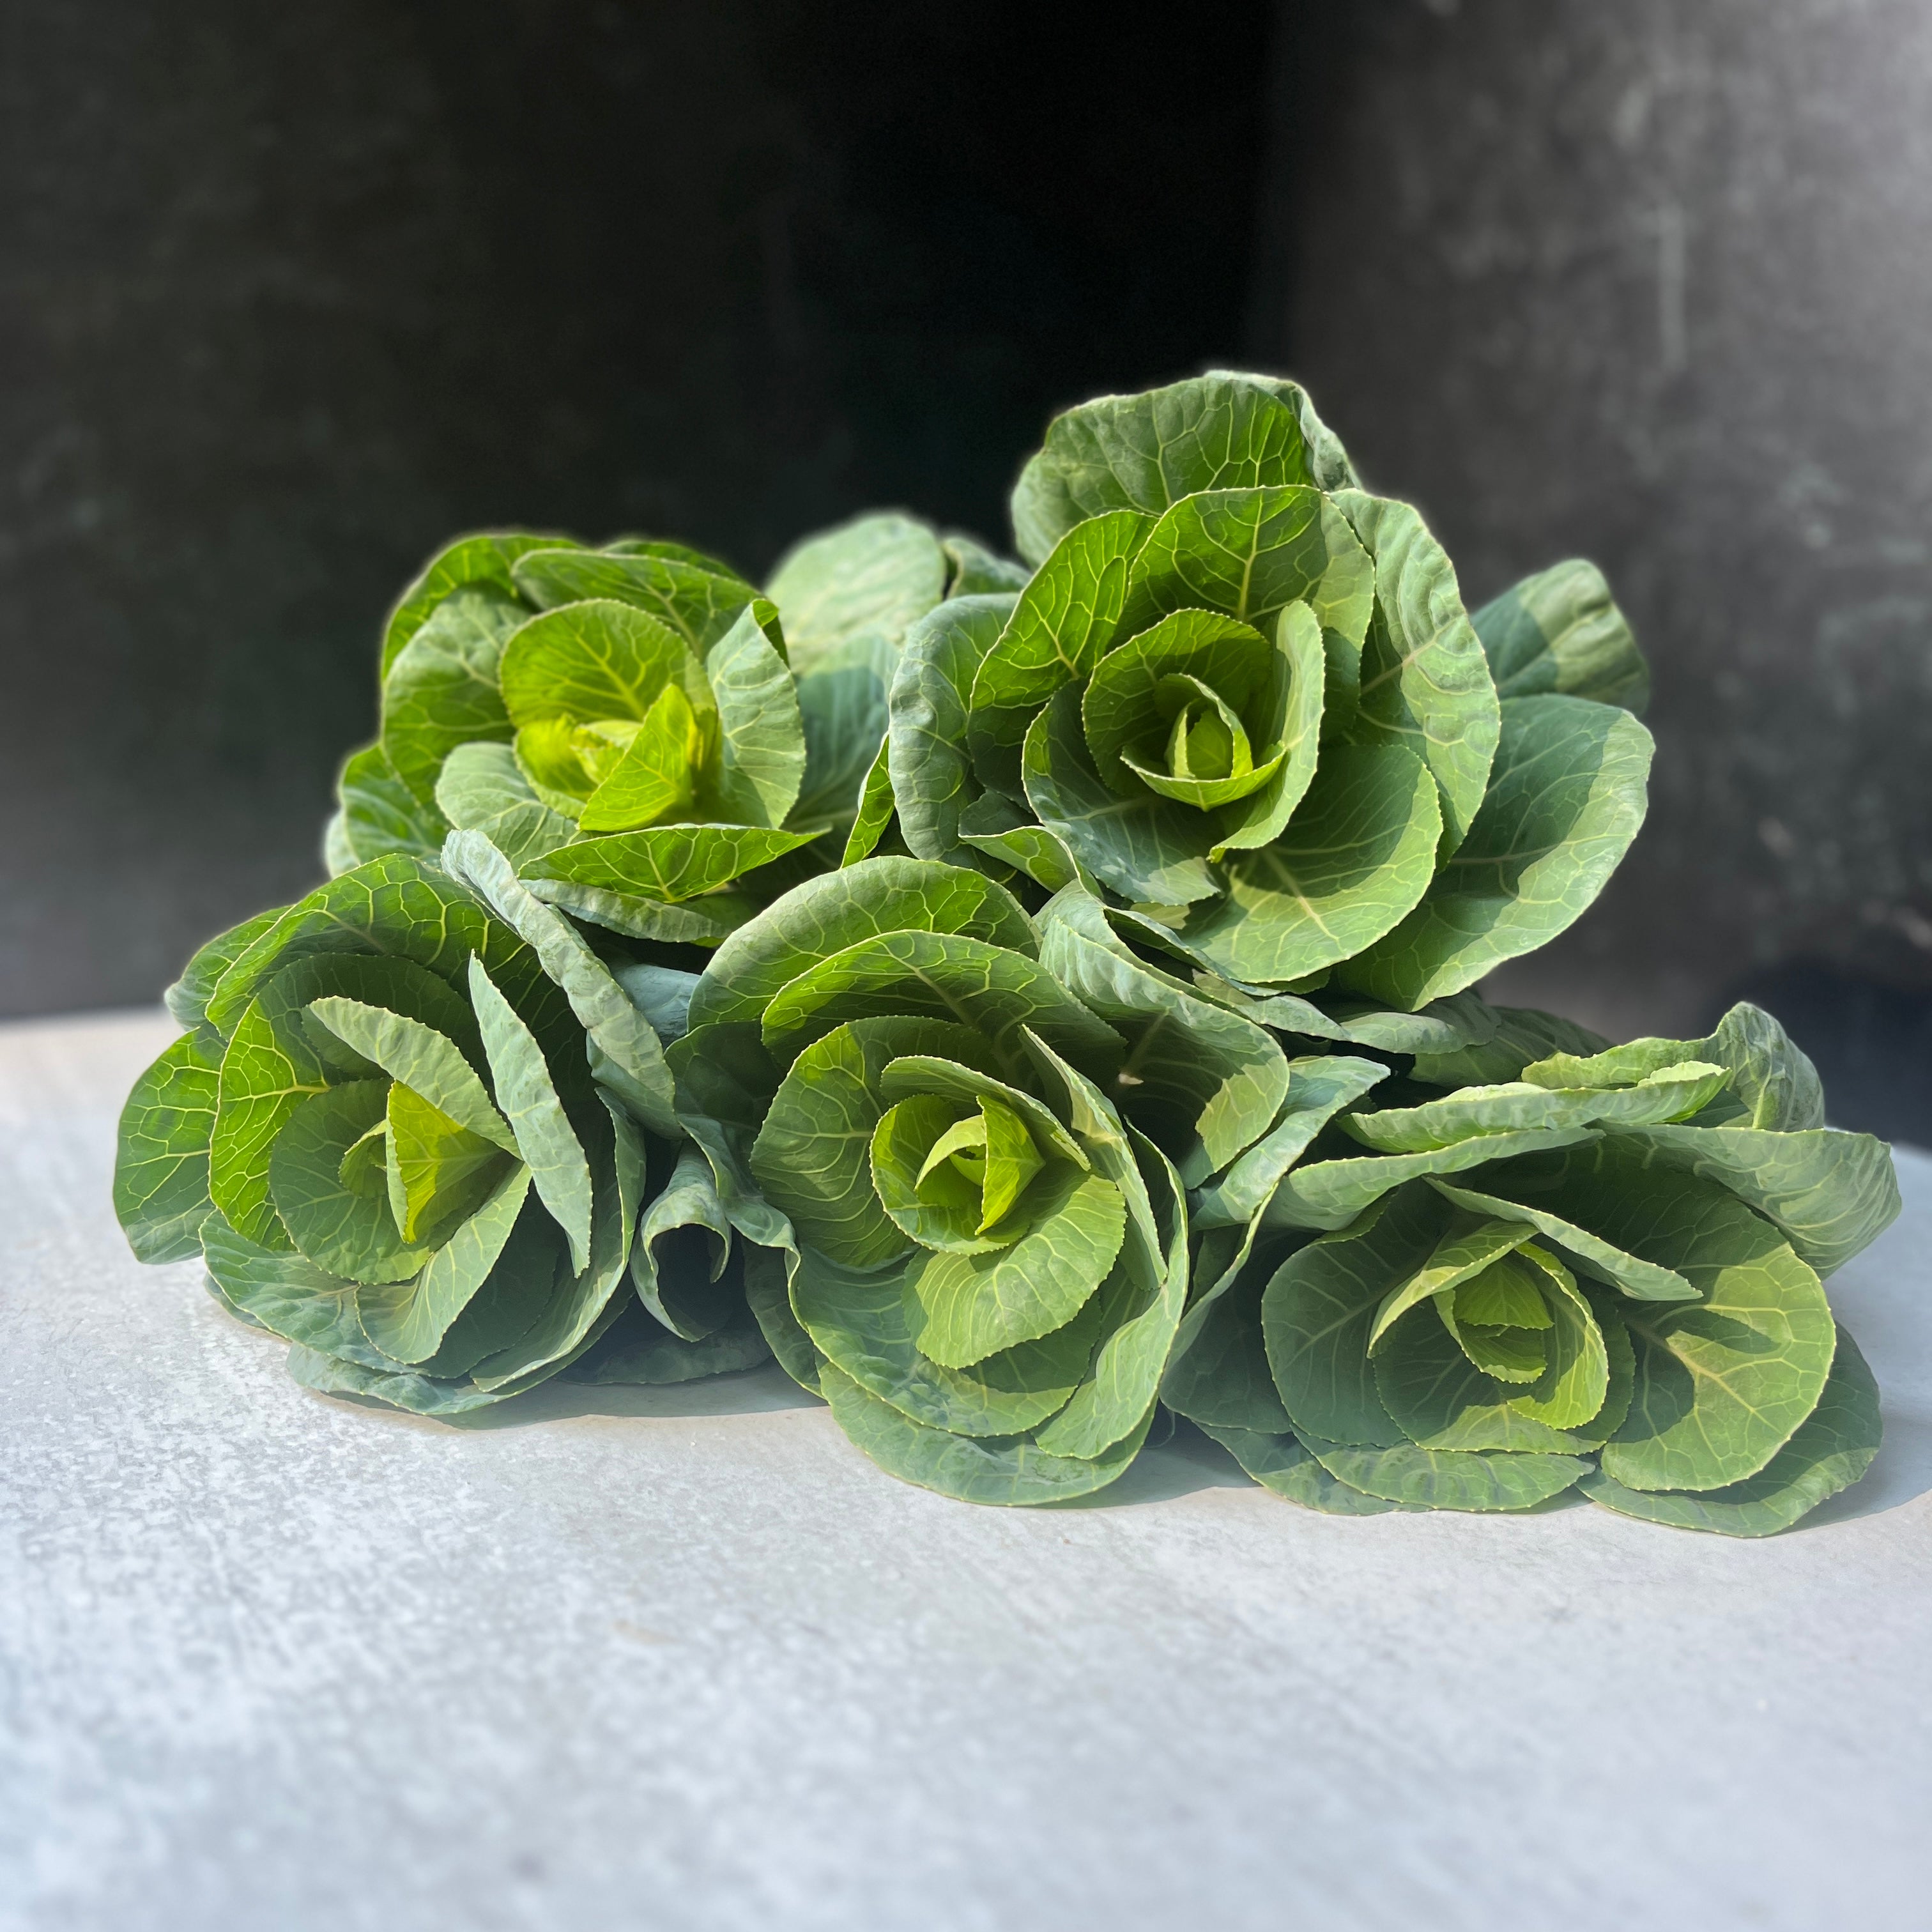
[
  {"x1": 759, "y1": 930, "x2": 1124, "y2": 1087},
  {"x1": 355, "y1": 1165, "x2": 532, "y2": 1365},
  {"x1": 968, "y1": 510, "x2": 1155, "y2": 797},
  {"x1": 1154, "y1": 740, "x2": 1443, "y2": 987},
  {"x1": 1038, "y1": 882, "x2": 1288, "y2": 1183},
  {"x1": 905, "y1": 1165, "x2": 1126, "y2": 1368},
  {"x1": 201, "y1": 1209, "x2": 394, "y2": 1369},
  {"x1": 306, "y1": 996, "x2": 516, "y2": 1151},
  {"x1": 1581, "y1": 1326, "x2": 1880, "y2": 1536},
  {"x1": 1200, "y1": 1425, "x2": 1417, "y2": 1514},
  {"x1": 1262, "y1": 1183, "x2": 1447, "y2": 1448},
  {"x1": 380, "y1": 583, "x2": 526, "y2": 804},
  {"x1": 334, "y1": 742, "x2": 448, "y2": 866},
  {"x1": 817, "y1": 1360, "x2": 1154, "y2": 1505},
  {"x1": 1009, "y1": 372, "x2": 1346, "y2": 567},
  {"x1": 707, "y1": 599, "x2": 808, "y2": 829},
  {"x1": 1332, "y1": 492, "x2": 1499, "y2": 848},
  {"x1": 631, "y1": 1144, "x2": 742, "y2": 1342},
  {"x1": 1119, "y1": 486, "x2": 1373, "y2": 646},
  {"x1": 380, "y1": 531, "x2": 575, "y2": 679},
  {"x1": 841, "y1": 737, "x2": 897, "y2": 864},
  {"x1": 1464, "y1": 1138, "x2": 1838, "y2": 1492},
  {"x1": 1298, "y1": 1435, "x2": 1588, "y2": 1511},
  {"x1": 1339, "y1": 695, "x2": 1653, "y2": 1007},
  {"x1": 468, "y1": 955, "x2": 594, "y2": 1271},
  {"x1": 1612, "y1": 1124, "x2": 1899, "y2": 1276},
  {"x1": 792, "y1": 1248, "x2": 1098, "y2": 1438},
  {"x1": 765, "y1": 511, "x2": 948, "y2": 669},
  {"x1": 688, "y1": 857, "x2": 1036, "y2": 1031},
  {"x1": 890, "y1": 595, "x2": 1018, "y2": 867},
  {"x1": 113, "y1": 1032, "x2": 221, "y2": 1262},
  {"x1": 749, "y1": 1016, "x2": 987, "y2": 1269},
  {"x1": 796, "y1": 632, "x2": 897, "y2": 831},
  {"x1": 941, "y1": 532, "x2": 1031, "y2": 595},
  {"x1": 434, "y1": 742, "x2": 576, "y2": 869},
  {"x1": 525, "y1": 824, "x2": 815, "y2": 903},
  {"x1": 1472, "y1": 558, "x2": 1650, "y2": 712},
  {"x1": 268, "y1": 1080, "x2": 433, "y2": 1285},
  {"x1": 441, "y1": 831, "x2": 680, "y2": 1138},
  {"x1": 1426, "y1": 1175, "x2": 1698, "y2": 1303}
]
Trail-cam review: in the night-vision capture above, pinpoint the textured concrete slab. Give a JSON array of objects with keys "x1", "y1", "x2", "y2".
[{"x1": 3, "y1": 1009, "x2": 1929, "y2": 1932}]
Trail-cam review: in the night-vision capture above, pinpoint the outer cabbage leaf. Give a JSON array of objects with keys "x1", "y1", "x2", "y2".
[
  {"x1": 687, "y1": 857, "x2": 1037, "y2": 1031},
  {"x1": 1200, "y1": 1424, "x2": 1417, "y2": 1515},
  {"x1": 1338, "y1": 694, "x2": 1653, "y2": 1007},
  {"x1": 1331, "y1": 491, "x2": 1499, "y2": 848},
  {"x1": 381, "y1": 584, "x2": 526, "y2": 806},
  {"x1": 891, "y1": 594, "x2": 1019, "y2": 868},
  {"x1": 1472, "y1": 558, "x2": 1650, "y2": 713},
  {"x1": 765, "y1": 511, "x2": 947, "y2": 671},
  {"x1": 331, "y1": 742, "x2": 448, "y2": 871},
  {"x1": 114, "y1": 1032, "x2": 221, "y2": 1262},
  {"x1": 1037, "y1": 880, "x2": 1289, "y2": 1183},
  {"x1": 510, "y1": 546, "x2": 755, "y2": 657},
  {"x1": 1581, "y1": 1325, "x2": 1880, "y2": 1535},
  {"x1": 1009, "y1": 372, "x2": 1352, "y2": 568},
  {"x1": 379, "y1": 531, "x2": 577, "y2": 679}
]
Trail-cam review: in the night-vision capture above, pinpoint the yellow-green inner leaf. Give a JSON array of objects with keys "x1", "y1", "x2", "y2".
[
  {"x1": 384, "y1": 1080, "x2": 514, "y2": 1244},
  {"x1": 1455, "y1": 1321, "x2": 1549, "y2": 1383},
  {"x1": 1116, "y1": 670, "x2": 1284, "y2": 811},
  {"x1": 1436, "y1": 1253, "x2": 1554, "y2": 1384},
  {"x1": 571, "y1": 718, "x2": 642, "y2": 786},
  {"x1": 1454, "y1": 1255, "x2": 1553, "y2": 1330},
  {"x1": 515, "y1": 716, "x2": 597, "y2": 804},
  {"x1": 914, "y1": 1098, "x2": 1047, "y2": 1238},
  {"x1": 917, "y1": 1111, "x2": 988, "y2": 1193},
  {"x1": 1160, "y1": 675, "x2": 1250, "y2": 783},
  {"x1": 338, "y1": 1121, "x2": 390, "y2": 1199},
  {"x1": 579, "y1": 682, "x2": 714, "y2": 831},
  {"x1": 976, "y1": 1096, "x2": 1045, "y2": 1232}
]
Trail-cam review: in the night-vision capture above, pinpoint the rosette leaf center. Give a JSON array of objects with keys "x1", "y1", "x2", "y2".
[
  {"x1": 498, "y1": 599, "x2": 722, "y2": 830},
  {"x1": 1437, "y1": 1250, "x2": 1557, "y2": 1384},
  {"x1": 873, "y1": 1090, "x2": 1063, "y2": 1252},
  {"x1": 1081, "y1": 608, "x2": 1292, "y2": 815},
  {"x1": 1146, "y1": 675, "x2": 1252, "y2": 786}
]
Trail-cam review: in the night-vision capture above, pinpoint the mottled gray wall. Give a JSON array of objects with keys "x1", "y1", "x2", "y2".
[
  {"x1": 1263, "y1": 0, "x2": 1932, "y2": 1041},
  {"x1": 0, "y1": 0, "x2": 1271, "y2": 1017}
]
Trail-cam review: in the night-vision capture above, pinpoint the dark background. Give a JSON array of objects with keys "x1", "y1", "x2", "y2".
[{"x1": 4, "y1": 0, "x2": 1929, "y2": 1138}]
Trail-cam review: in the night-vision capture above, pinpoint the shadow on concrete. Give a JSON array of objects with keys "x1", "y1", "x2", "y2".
[
  {"x1": 447, "y1": 1362, "x2": 822, "y2": 1430},
  {"x1": 1052, "y1": 1419, "x2": 1259, "y2": 1511},
  {"x1": 1797, "y1": 1415, "x2": 1932, "y2": 1531}
]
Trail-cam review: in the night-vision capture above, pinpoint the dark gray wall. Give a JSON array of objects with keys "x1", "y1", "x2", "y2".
[
  {"x1": 10, "y1": 0, "x2": 1928, "y2": 1139},
  {"x1": 0, "y1": 0, "x2": 1273, "y2": 1016},
  {"x1": 1261, "y1": 0, "x2": 1932, "y2": 1046}
]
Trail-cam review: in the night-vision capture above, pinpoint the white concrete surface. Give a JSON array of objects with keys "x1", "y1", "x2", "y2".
[{"x1": 3, "y1": 1009, "x2": 1929, "y2": 1932}]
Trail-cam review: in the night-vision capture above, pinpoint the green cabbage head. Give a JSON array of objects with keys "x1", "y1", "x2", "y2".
[
  {"x1": 666, "y1": 857, "x2": 1188, "y2": 1503},
  {"x1": 111, "y1": 846, "x2": 766, "y2": 1413},
  {"x1": 883, "y1": 371, "x2": 1656, "y2": 1008},
  {"x1": 326, "y1": 514, "x2": 1022, "y2": 946},
  {"x1": 1164, "y1": 1002, "x2": 1899, "y2": 1534}
]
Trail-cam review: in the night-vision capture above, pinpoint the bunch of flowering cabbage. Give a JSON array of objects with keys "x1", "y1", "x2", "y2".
[
  {"x1": 1162, "y1": 1000, "x2": 1899, "y2": 1533},
  {"x1": 665, "y1": 857, "x2": 1188, "y2": 1503},
  {"x1": 869, "y1": 371, "x2": 1653, "y2": 1009},
  {"x1": 326, "y1": 512, "x2": 1022, "y2": 945},
  {"x1": 112, "y1": 841, "x2": 767, "y2": 1411}
]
